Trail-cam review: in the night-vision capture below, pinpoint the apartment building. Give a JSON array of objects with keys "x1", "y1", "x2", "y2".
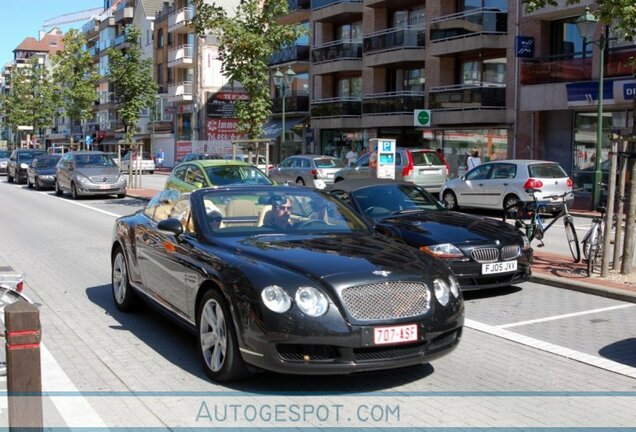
[{"x1": 270, "y1": 0, "x2": 636, "y2": 182}]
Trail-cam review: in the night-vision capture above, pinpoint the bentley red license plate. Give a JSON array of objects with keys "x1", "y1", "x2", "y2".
[{"x1": 373, "y1": 324, "x2": 418, "y2": 345}]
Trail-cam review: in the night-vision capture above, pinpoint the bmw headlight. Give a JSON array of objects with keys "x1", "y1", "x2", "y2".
[
  {"x1": 20, "y1": 162, "x2": 29, "y2": 169},
  {"x1": 420, "y1": 243, "x2": 464, "y2": 259},
  {"x1": 261, "y1": 285, "x2": 292, "y2": 313},
  {"x1": 433, "y1": 279, "x2": 450, "y2": 306},
  {"x1": 448, "y1": 275, "x2": 460, "y2": 298},
  {"x1": 521, "y1": 234, "x2": 530, "y2": 251},
  {"x1": 295, "y1": 287, "x2": 328, "y2": 317}
]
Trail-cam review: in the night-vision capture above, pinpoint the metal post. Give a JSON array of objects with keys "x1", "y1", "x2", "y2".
[
  {"x1": 592, "y1": 33, "x2": 606, "y2": 210},
  {"x1": 613, "y1": 139, "x2": 628, "y2": 268},
  {"x1": 281, "y1": 83, "x2": 286, "y2": 160}
]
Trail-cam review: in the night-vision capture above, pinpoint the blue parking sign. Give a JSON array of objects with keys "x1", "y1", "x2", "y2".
[{"x1": 85, "y1": 135, "x2": 93, "y2": 147}]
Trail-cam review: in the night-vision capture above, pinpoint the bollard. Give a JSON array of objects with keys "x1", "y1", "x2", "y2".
[{"x1": 4, "y1": 301, "x2": 43, "y2": 430}]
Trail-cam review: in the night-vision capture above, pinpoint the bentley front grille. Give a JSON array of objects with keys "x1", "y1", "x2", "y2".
[{"x1": 340, "y1": 282, "x2": 430, "y2": 321}]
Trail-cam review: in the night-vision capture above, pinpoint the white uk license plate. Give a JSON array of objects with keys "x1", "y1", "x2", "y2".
[
  {"x1": 373, "y1": 324, "x2": 418, "y2": 345},
  {"x1": 482, "y1": 260, "x2": 517, "y2": 274}
]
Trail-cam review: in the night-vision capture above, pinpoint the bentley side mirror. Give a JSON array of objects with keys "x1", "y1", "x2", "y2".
[{"x1": 157, "y1": 218, "x2": 184, "y2": 236}]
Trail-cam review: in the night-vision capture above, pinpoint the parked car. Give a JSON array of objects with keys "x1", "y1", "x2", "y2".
[
  {"x1": 27, "y1": 154, "x2": 61, "y2": 190},
  {"x1": 0, "y1": 150, "x2": 9, "y2": 176},
  {"x1": 55, "y1": 151, "x2": 127, "y2": 199},
  {"x1": 268, "y1": 154, "x2": 345, "y2": 189},
  {"x1": 110, "y1": 185, "x2": 463, "y2": 381},
  {"x1": 180, "y1": 152, "x2": 224, "y2": 163},
  {"x1": 328, "y1": 179, "x2": 532, "y2": 290},
  {"x1": 223, "y1": 153, "x2": 274, "y2": 172},
  {"x1": 165, "y1": 159, "x2": 274, "y2": 193},
  {"x1": 7, "y1": 149, "x2": 45, "y2": 184},
  {"x1": 104, "y1": 152, "x2": 121, "y2": 166},
  {"x1": 440, "y1": 160, "x2": 574, "y2": 212},
  {"x1": 333, "y1": 148, "x2": 449, "y2": 193},
  {"x1": 120, "y1": 151, "x2": 156, "y2": 174}
]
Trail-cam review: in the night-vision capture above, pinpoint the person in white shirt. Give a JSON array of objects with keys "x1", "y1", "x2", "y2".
[
  {"x1": 345, "y1": 144, "x2": 358, "y2": 166},
  {"x1": 466, "y1": 148, "x2": 481, "y2": 170}
]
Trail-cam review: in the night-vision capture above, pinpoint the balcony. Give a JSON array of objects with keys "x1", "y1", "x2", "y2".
[
  {"x1": 362, "y1": 91, "x2": 425, "y2": 115},
  {"x1": 429, "y1": 83, "x2": 505, "y2": 109},
  {"x1": 169, "y1": 7, "x2": 194, "y2": 33},
  {"x1": 272, "y1": 95, "x2": 310, "y2": 114},
  {"x1": 114, "y1": 33, "x2": 129, "y2": 47},
  {"x1": 277, "y1": 0, "x2": 310, "y2": 25},
  {"x1": 269, "y1": 44, "x2": 310, "y2": 66},
  {"x1": 311, "y1": 0, "x2": 363, "y2": 23},
  {"x1": 88, "y1": 45, "x2": 100, "y2": 57},
  {"x1": 82, "y1": 19, "x2": 99, "y2": 38},
  {"x1": 99, "y1": 92, "x2": 117, "y2": 105},
  {"x1": 363, "y1": 26, "x2": 425, "y2": 67},
  {"x1": 311, "y1": 97, "x2": 361, "y2": 117},
  {"x1": 312, "y1": 40, "x2": 362, "y2": 74},
  {"x1": 521, "y1": 54, "x2": 591, "y2": 85},
  {"x1": 429, "y1": 8, "x2": 507, "y2": 56},
  {"x1": 168, "y1": 81, "x2": 193, "y2": 102},
  {"x1": 115, "y1": 2, "x2": 134, "y2": 23},
  {"x1": 168, "y1": 44, "x2": 194, "y2": 68}
]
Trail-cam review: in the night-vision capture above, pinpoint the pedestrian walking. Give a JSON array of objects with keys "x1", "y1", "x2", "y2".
[
  {"x1": 156, "y1": 149, "x2": 165, "y2": 168},
  {"x1": 345, "y1": 144, "x2": 358, "y2": 166}
]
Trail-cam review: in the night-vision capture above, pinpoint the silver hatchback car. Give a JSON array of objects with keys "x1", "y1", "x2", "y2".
[
  {"x1": 268, "y1": 155, "x2": 345, "y2": 189},
  {"x1": 440, "y1": 159, "x2": 573, "y2": 212},
  {"x1": 333, "y1": 148, "x2": 449, "y2": 193},
  {"x1": 55, "y1": 151, "x2": 127, "y2": 199}
]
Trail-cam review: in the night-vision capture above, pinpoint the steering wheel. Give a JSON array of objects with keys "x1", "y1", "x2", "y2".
[{"x1": 294, "y1": 219, "x2": 330, "y2": 229}]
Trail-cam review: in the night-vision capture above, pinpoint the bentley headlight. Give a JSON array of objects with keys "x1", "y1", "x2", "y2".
[
  {"x1": 448, "y1": 275, "x2": 460, "y2": 298},
  {"x1": 295, "y1": 286, "x2": 328, "y2": 317},
  {"x1": 433, "y1": 279, "x2": 450, "y2": 306},
  {"x1": 261, "y1": 285, "x2": 291, "y2": 313},
  {"x1": 420, "y1": 243, "x2": 464, "y2": 259}
]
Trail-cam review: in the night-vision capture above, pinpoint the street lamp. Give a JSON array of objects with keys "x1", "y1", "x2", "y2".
[
  {"x1": 273, "y1": 66, "x2": 296, "y2": 158},
  {"x1": 576, "y1": 6, "x2": 607, "y2": 209}
]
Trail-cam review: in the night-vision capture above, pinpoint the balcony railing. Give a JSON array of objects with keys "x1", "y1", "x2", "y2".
[
  {"x1": 115, "y1": 33, "x2": 127, "y2": 46},
  {"x1": 311, "y1": 0, "x2": 362, "y2": 10},
  {"x1": 430, "y1": 8, "x2": 507, "y2": 42},
  {"x1": 88, "y1": 45, "x2": 100, "y2": 57},
  {"x1": 311, "y1": 97, "x2": 362, "y2": 117},
  {"x1": 168, "y1": 44, "x2": 193, "y2": 64},
  {"x1": 362, "y1": 91, "x2": 425, "y2": 115},
  {"x1": 272, "y1": 95, "x2": 310, "y2": 113},
  {"x1": 269, "y1": 44, "x2": 310, "y2": 65},
  {"x1": 520, "y1": 54, "x2": 592, "y2": 85},
  {"x1": 168, "y1": 7, "x2": 194, "y2": 30},
  {"x1": 363, "y1": 26, "x2": 425, "y2": 53},
  {"x1": 82, "y1": 19, "x2": 99, "y2": 35},
  {"x1": 168, "y1": 81, "x2": 193, "y2": 99},
  {"x1": 428, "y1": 83, "x2": 505, "y2": 109},
  {"x1": 99, "y1": 92, "x2": 117, "y2": 105},
  {"x1": 312, "y1": 40, "x2": 362, "y2": 62}
]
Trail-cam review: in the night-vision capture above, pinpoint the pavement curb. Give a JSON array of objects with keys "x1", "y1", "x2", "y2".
[{"x1": 530, "y1": 273, "x2": 636, "y2": 304}]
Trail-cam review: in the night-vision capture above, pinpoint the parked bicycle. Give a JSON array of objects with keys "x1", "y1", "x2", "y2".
[
  {"x1": 581, "y1": 205, "x2": 606, "y2": 276},
  {"x1": 503, "y1": 188, "x2": 580, "y2": 262}
]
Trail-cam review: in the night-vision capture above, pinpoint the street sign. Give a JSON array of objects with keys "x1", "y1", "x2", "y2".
[
  {"x1": 85, "y1": 135, "x2": 93, "y2": 147},
  {"x1": 414, "y1": 109, "x2": 431, "y2": 127}
]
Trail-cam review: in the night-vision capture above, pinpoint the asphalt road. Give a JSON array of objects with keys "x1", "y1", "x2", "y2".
[{"x1": 0, "y1": 179, "x2": 635, "y2": 429}]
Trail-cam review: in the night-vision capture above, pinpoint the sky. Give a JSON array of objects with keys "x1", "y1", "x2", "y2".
[{"x1": 0, "y1": 0, "x2": 103, "y2": 66}]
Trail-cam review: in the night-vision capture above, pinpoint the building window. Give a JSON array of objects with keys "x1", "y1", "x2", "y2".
[
  {"x1": 157, "y1": 29, "x2": 164, "y2": 48},
  {"x1": 550, "y1": 18, "x2": 585, "y2": 58},
  {"x1": 461, "y1": 0, "x2": 508, "y2": 11},
  {"x1": 337, "y1": 76, "x2": 361, "y2": 98},
  {"x1": 461, "y1": 58, "x2": 506, "y2": 85},
  {"x1": 336, "y1": 22, "x2": 362, "y2": 42},
  {"x1": 157, "y1": 63, "x2": 163, "y2": 83}
]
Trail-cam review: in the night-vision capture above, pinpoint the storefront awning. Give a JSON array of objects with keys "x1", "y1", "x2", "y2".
[{"x1": 262, "y1": 116, "x2": 307, "y2": 139}]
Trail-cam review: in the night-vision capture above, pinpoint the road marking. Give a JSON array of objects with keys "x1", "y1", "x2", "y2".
[
  {"x1": 466, "y1": 318, "x2": 636, "y2": 379},
  {"x1": 40, "y1": 191, "x2": 123, "y2": 218},
  {"x1": 40, "y1": 341, "x2": 107, "y2": 427},
  {"x1": 497, "y1": 303, "x2": 636, "y2": 329}
]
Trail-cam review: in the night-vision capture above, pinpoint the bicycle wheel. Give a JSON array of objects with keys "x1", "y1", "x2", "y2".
[
  {"x1": 587, "y1": 243, "x2": 598, "y2": 276},
  {"x1": 564, "y1": 219, "x2": 581, "y2": 263},
  {"x1": 503, "y1": 203, "x2": 536, "y2": 241}
]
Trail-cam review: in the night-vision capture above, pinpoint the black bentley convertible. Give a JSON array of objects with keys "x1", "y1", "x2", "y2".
[{"x1": 110, "y1": 185, "x2": 463, "y2": 382}]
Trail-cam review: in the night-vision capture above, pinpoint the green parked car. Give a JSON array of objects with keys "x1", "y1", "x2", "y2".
[{"x1": 164, "y1": 159, "x2": 274, "y2": 192}]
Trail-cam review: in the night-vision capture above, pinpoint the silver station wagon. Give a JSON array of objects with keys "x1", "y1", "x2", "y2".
[{"x1": 268, "y1": 154, "x2": 345, "y2": 189}]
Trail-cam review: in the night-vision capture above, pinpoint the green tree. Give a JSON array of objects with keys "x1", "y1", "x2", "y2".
[
  {"x1": 5, "y1": 57, "x2": 56, "y2": 144},
  {"x1": 107, "y1": 27, "x2": 158, "y2": 144},
  {"x1": 53, "y1": 29, "x2": 99, "y2": 146},
  {"x1": 191, "y1": 0, "x2": 305, "y2": 138}
]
